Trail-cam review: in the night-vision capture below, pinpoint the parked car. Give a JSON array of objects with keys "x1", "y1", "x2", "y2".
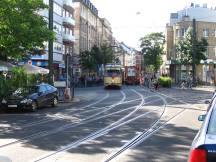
[
  {"x1": 189, "y1": 96, "x2": 216, "y2": 162},
  {"x1": 1, "y1": 83, "x2": 58, "y2": 112}
]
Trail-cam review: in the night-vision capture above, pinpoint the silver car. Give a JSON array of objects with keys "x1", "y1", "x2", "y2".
[{"x1": 189, "y1": 96, "x2": 216, "y2": 162}]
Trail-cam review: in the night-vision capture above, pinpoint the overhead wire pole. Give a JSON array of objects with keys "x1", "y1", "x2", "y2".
[
  {"x1": 48, "y1": 0, "x2": 54, "y2": 85},
  {"x1": 192, "y1": 18, "x2": 196, "y2": 85}
]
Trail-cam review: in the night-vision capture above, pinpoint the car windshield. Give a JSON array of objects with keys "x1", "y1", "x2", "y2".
[{"x1": 207, "y1": 106, "x2": 216, "y2": 135}]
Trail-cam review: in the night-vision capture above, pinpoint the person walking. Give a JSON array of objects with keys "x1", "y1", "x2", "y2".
[
  {"x1": 139, "y1": 74, "x2": 143, "y2": 86},
  {"x1": 187, "y1": 74, "x2": 192, "y2": 89}
]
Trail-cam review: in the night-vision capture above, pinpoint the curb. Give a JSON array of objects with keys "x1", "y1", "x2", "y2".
[{"x1": 58, "y1": 97, "x2": 81, "y2": 107}]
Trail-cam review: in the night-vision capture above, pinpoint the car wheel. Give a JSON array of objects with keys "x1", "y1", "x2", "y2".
[
  {"x1": 31, "y1": 101, "x2": 37, "y2": 112},
  {"x1": 52, "y1": 97, "x2": 58, "y2": 107}
]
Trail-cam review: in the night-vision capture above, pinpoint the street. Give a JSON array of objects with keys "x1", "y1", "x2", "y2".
[{"x1": 0, "y1": 86, "x2": 213, "y2": 162}]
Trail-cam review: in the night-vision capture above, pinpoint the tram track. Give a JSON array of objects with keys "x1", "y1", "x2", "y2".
[
  {"x1": 31, "y1": 90, "x2": 166, "y2": 162},
  {"x1": 32, "y1": 91, "x2": 176, "y2": 162},
  {"x1": 16, "y1": 92, "x2": 111, "y2": 128},
  {"x1": 0, "y1": 91, "x2": 158, "y2": 150},
  {"x1": 4, "y1": 89, "x2": 142, "y2": 129},
  {"x1": 0, "y1": 90, "x2": 130, "y2": 148},
  {"x1": 103, "y1": 99, "x2": 188, "y2": 162},
  {"x1": 0, "y1": 88, "x2": 171, "y2": 162},
  {"x1": 0, "y1": 86, "x2": 207, "y2": 162}
]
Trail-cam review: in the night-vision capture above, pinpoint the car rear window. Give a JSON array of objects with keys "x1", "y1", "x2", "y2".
[{"x1": 208, "y1": 106, "x2": 216, "y2": 135}]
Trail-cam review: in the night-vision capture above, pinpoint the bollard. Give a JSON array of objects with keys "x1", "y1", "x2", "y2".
[{"x1": 64, "y1": 88, "x2": 71, "y2": 102}]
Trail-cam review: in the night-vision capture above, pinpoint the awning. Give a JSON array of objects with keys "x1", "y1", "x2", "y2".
[
  {"x1": 23, "y1": 64, "x2": 49, "y2": 74},
  {"x1": 0, "y1": 60, "x2": 15, "y2": 71}
]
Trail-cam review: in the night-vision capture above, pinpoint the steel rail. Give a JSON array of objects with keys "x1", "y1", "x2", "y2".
[{"x1": 32, "y1": 90, "x2": 165, "y2": 162}]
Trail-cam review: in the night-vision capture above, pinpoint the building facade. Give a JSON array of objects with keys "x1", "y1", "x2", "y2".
[
  {"x1": 73, "y1": 0, "x2": 114, "y2": 76},
  {"x1": 100, "y1": 18, "x2": 113, "y2": 46},
  {"x1": 165, "y1": 4, "x2": 216, "y2": 84},
  {"x1": 32, "y1": 0, "x2": 75, "y2": 81},
  {"x1": 73, "y1": 0, "x2": 98, "y2": 54}
]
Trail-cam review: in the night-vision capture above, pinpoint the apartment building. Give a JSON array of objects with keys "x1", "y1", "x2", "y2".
[
  {"x1": 100, "y1": 18, "x2": 113, "y2": 46},
  {"x1": 73, "y1": 0, "x2": 98, "y2": 54},
  {"x1": 165, "y1": 3, "x2": 216, "y2": 84},
  {"x1": 31, "y1": 0, "x2": 75, "y2": 80}
]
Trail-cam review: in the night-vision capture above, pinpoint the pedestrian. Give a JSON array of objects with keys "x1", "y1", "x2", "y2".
[
  {"x1": 187, "y1": 74, "x2": 192, "y2": 89},
  {"x1": 139, "y1": 74, "x2": 143, "y2": 86}
]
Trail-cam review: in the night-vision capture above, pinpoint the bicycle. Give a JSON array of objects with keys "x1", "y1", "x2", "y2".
[{"x1": 179, "y1": 80, "x2": 193, "y2": 89}]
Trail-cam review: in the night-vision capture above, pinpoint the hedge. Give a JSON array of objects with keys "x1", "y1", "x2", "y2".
[{"x1": 158, "y1": 76, "x2": 172, "y2": 88}]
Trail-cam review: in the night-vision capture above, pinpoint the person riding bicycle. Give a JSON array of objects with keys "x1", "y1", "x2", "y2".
[{"x1": 153, "y1": 78, "x2": 159, "y2": 90}]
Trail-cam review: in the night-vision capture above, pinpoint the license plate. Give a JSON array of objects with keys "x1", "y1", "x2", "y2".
[{"x1": 8, "y1": 105, "x2": 17, "y2": 108}]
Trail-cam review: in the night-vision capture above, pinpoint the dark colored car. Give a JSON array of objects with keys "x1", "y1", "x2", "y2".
[
  {"x1": 1, "y1": 83, "x2": 58, "y2": 112},
  {"x1": 189, "y1": 96, "x2": 216, "y2": 162}
]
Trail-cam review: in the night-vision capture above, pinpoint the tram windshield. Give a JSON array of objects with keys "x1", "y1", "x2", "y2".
[{"x1": 105, "y1": 69, "x2": 121, "y2": 77}]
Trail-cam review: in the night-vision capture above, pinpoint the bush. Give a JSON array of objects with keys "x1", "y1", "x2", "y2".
[
  {"x1": 0, "y1": 67, "x2": 38, "y2": 99},
  {"x1": 159, "y1": 76, "x2": 172, "y2": 88}
]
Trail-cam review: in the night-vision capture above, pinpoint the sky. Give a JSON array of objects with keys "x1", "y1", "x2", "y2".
[{"x1": 90, "y1": 0, "x2": 215, "y2": 49}]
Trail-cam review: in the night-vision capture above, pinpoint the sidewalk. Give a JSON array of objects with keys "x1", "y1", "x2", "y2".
[
  {"x1": 172, "y1": 84, "x2": 215, "y2": 92},
  {"x1": 152, "y1": 85, "x2": 214, "y2": 111}
]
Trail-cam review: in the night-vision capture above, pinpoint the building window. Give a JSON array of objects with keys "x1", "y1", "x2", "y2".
[
  {"x1": 54, "y1": 42, "x2": 63, "y2": 52},
  {"x1": 180, "y1": 28, "x2": 186, "y2": 37},
  {"x1": 53, "y1": 3, "x2": 62, "y2": 16},
  {"x1": 53, "y1": 22, "x2": 62, "y2": 34},
  {"x1": 203, "y1": 29, "x2": 209, "y2": 37}
]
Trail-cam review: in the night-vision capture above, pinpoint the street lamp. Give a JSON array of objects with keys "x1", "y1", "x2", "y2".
[{"x1": 48, "y1": 0, "x2": 54, "y2": 85}]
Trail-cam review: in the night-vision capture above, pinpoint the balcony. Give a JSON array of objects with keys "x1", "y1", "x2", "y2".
[
  {"x1": 63, "y1": 0, "x2": 74, "y2": 11},
  {"x1": 63, "y1": 17, "x2": 75, "y2": 27},
  {"x1": 63, "y1": 33, "x2": 75, "y2": 44}
]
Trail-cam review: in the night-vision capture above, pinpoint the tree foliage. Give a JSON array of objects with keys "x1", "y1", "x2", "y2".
[
  {"x1": 140, "y1": 32, "x2": 165, "y2": 72},
  {"x1": 0, "y1": 0, "x2": 55, "y2": 60},
  {"x1": 80, "y1": 44, "x2": 114, "y2": 73},
  {"x1": 0, "y1": 67, "x2": 37, "y2": 99},
  {"x1": 80, "y1": 50, "x2": 97, "y2": 72},
  {"x1": 176, "y1": 27, "x2": 208, "y2": 65}
]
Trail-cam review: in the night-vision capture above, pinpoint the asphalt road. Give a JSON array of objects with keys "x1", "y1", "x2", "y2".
[{"x1": 0, "y1": 86, "x2": 213, "y2": 162}]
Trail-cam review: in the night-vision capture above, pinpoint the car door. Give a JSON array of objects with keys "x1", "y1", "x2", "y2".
[
  {"x1": 45, "y1": 85, "x2": 54, "y2": 104},
  {"x1": 37, "y1": 85, "x2": 48, "y2": 107}
]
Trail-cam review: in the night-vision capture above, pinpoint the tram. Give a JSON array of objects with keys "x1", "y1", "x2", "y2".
[{"x1": 104, "y1": 64, "x2": 123, "y2": 89}]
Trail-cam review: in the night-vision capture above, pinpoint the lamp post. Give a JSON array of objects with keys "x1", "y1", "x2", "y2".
[
  {"x1": 48, "y1": 0, "x2": 54, "y2": 85},
  {"x1": 66, "y1": 53, "x2": 69, "y2": 88}
]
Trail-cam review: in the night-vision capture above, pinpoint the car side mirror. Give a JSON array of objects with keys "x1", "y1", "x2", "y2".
[
  {"x1": 198, "y1": 115, "x2": 206, "y2": 122},
  {"x1": 205, "y1": 100, "x2": 210, "y2": 104}
]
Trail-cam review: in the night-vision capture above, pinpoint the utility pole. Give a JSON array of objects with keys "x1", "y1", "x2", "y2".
[
  {"x1": 48, "y1": 0, "x2": 54, "y2": 85},
  {"x1": 192, "y1": 19, "x2": 196, "y2": 85}
]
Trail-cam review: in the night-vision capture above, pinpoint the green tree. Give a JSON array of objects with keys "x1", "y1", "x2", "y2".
[
  {"x1": 80, "y1": 44, "x2": 114, "y2": 75},
  {"x1": 100, "y1": 44, "x2": 114, "y2": 65},
  {"x1": 140, "y1": 32, "x2": 165, "y2": 72},
  {"x1": 0, "y1": 67, "x2": 37, "y2": 99},
  {"x1": 80, "y1": 50, "x2": 97, "y2": 74},
  {"x1": 176, "y1": 27, "x2": 208, "y2": 65},
  {"x1": 0, "y1": 0, "x2": 55, "y2": 60}
]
